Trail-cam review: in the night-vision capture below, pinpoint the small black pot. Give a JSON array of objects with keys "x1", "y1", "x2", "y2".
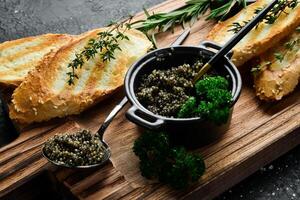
[{"x1": 125, "y1": 41, "x2": 242, "y2": 148}]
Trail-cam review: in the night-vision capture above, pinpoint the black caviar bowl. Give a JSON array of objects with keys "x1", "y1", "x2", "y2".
[{"x1": 125, "y1": 41, "x2": 242, "y2": 148}]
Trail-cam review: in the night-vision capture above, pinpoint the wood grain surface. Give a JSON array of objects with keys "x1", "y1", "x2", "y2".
[{"x1": 0, "y1": 0, "x2": 299, "y2": 199}]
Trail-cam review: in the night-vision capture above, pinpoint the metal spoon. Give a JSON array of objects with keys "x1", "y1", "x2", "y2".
[
  {"x1": 42, "y1": 28, "x2": 191, "y2": 169},
  {"x1": 193, "y1": 0, "x2": 279, "y2": 82}
]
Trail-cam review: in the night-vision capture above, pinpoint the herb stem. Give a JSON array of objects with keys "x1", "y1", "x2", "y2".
[
  {"x1": 132, "y1": 0, "x2": 247, "y2": 34},
  {"x1": 67, "y1": 17, "x2": 132, "y2": 85},
  {"x1": 229, "y1": 0, "x2": 299, "y2": 33}
]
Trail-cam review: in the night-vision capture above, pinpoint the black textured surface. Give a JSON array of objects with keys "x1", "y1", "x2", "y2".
[
  {"x1": 0, "y1": 0, "x2": 163, "y2": 42},
  {"x1": 217, "y1": 146, "x2": 300, "y2": 200},
  {"x1": 0, "y1": 98, "x2": 19, "y2": 147},
  {"x1": 1, "y1": 0, "x2": 300, "y2": 199}
]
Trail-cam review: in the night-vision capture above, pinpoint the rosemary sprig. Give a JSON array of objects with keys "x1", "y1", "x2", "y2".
[
  {"x1": 67, "y1": 18, "x2": 132, "y2": 85},
  {"x1": 67, "y1": 0, "x2": 250, "y2": 85},
  {"x1": 132, "y1": 0, "x2": 210, "y2": 33},
  {"x1": 229, "y1": 0, "x2": 299, "y2": 33},
  {"x1": 208, "y1": 0, "x2": 247, "y2": 20},
  {"x1": 132, "y1": 0, "x2": 247, "y2": 34}
]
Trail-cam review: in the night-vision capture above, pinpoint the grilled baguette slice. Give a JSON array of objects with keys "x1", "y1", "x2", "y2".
[
  {"x1": 207, "y1": 0, "x2": 300, "y2": 67},
  {"x1": 0, "y1": 34, "x2": 74, "y2": 86},
  {"x1": 253, "y1": 29, "x2": 300, "y2": 101},
  {"x1": 9, "y1": 28, "x2": 152, "y2": 124}
]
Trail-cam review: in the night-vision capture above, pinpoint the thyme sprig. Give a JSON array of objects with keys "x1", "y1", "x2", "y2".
[
  {"x1": 67, "y1": 0, "x2": 251, "y2": 85},
  {"x1": 228, "y1": 20, "x2": 250, "y2": 32},
  {"x1": 229, "y1": 0, "x2": 299, "y2": 33},
  {"x1": 67, "y1": 17, "x2": 133, "y2": 85},
  {"x1": 274, "y1": 37, "x2": 300, "y2": 62}
]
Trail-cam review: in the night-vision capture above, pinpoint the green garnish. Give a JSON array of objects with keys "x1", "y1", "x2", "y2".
[
  {"x1": 251, "y1": 61, "x2": 272, "y2": 76},
  {"x1": 274, "y1": 38, "x2": 300, "y2": 62},
  {"x1": 229, "y1": 0, "x2": 299, "y2": 33},
  {"x1": 67, "y1": 0, "x2": 250, "y2": 85},
  {"x1": 67, "y1": 18, "x2": 133, "y2": 85},
  {"x1": 254, "y1": 0, "x2": 298, "y2": 24},
  {"x1": 197, "y1": 88, "x2": 232, "y2": 124},
  {"x1": 274, "y1": 52, "x2": 285, "y2": 62},
  {"x1": 195, "y1": 76, "x2": 229, "y2": 95},
  {"x1": 178, "y1": 76, "x2": 232, "y2": 124},
  {"x1": 132, "y1": 0, "x2": 247, "y2": 34},
  {"x1": 133, "y1": 131, "x2": 205, "y2": 189},
  {"x1": 228, "y1": 20, "x2": 250, "y2": 33},
  {"x1": 251, "y1": 28, "x2": 300, "y2": 75},
  {"x1": 208, "y1": 0, "x2": 247, "y2": 20},
  {"x1": 177, "y1": 97, "x2": 197, "y2": 118}
]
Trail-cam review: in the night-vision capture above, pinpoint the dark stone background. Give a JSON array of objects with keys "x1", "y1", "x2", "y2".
[{"x1": 1, "y1": 0, "x2": 300, "y2": 199}]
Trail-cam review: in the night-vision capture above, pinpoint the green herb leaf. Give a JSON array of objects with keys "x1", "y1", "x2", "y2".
[
  {"x1": 177, "y1": 96, "x2": 197, "y2": 118},
  {"x1": 229, "y1": 0, "x2": 299, "y2": 33},
  {"x1": 133, "y1": 0, "x2": 247, "y2": 34},
  {"x1": 67, "y1": 17, "x2": 133, "y2": 85},
  {"x1": 133, "y1": 131, "x2": 205, "y2": 189},
  {"x1": 251, "y1": 61, "x2": 272, "y2": 75},
  {"x1": 178, "y1": 76, "x2": 232, "y2": 124},
  {"x1": 274, "y1": 52, "x2": 284, "y2": 62}
]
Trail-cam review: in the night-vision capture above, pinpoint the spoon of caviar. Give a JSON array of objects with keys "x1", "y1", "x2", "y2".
[
  {"x1": 193, "y1": 0, "x2": 279, "y2": 82},
  {"x1": 42, "y1": 28, "x2": 191, "y2": 169},
  {"x1": 42, "y1": 97, "x2": 128, "y2": 169}
]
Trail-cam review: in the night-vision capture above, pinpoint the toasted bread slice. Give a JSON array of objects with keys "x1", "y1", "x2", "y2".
[
  {"x1": 253, "y1": 29, "x2": 300, "y2": 101},
  {"x1": 9, "y1": 28, "x2": 152, "y2": 124},
  {"x1": 207, "y1": 0, "x2": 300, "y2": 67},
  {"x1": 0, "y1": 34, "x2": 74, "y2": 86}
]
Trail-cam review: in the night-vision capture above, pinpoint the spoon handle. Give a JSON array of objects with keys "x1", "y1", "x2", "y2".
[
  {"x1": 96, "y1": 28, "x2": 191, "y2": 139},
  {"x1": 194, "y1": 0, "x2": 279, "y2": 82},
  {"x1": 97, "y1": 97, "x2": 128, "y2": 139},
  {"x1": 170, "y1": 28, "x2": 190, "y2": 46}
]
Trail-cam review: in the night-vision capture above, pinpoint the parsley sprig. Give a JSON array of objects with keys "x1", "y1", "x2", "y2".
[
  {"x1": 67, "y1": 17, "x2": 132, "y2": 85},
  {"x1": 229, "y1": 0, "x2": 299, "y2": 33},
  {"x1": 133, "y1": 131, "x2": 205, "y2": 189}
]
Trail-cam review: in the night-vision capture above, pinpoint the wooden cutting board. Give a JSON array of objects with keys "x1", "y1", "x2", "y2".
[{"x1": 0, "y1": 0, "x2": 299, "y2": 199}]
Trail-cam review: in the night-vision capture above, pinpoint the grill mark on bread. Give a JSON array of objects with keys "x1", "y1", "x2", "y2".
[
  {"x1": 0, "y1": 34, "x2": 73, "y2": 86},
  {"x1": 0, "y1": 37, "x2": 41, "y2": 55},
  {"x1": 0, "y1": 47, "x2": 58, "y2": 72},
  {"x1": 9, "y1": 28, "x2": 152, "y2": 124},
  {"x1": 0, "y1": 37, "x2": 68, "y2": 64},
  {"x1": 81, "y1": 58, "x2": 105, "y2": 94}
]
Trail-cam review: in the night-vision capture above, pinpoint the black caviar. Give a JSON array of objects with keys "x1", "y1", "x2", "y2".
[
  {"x1": 136, "y1": 60, "x2": 204, "y2": 117},
  {"x1": 44, "y1": 130, "x2": 106, "y2": 167}
]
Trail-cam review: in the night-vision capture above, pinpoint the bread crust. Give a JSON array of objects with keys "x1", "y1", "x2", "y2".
[
  {"x1": 0, "y1": 33, "x2": 74, "y2": 86},
  {"x1": 207, "y1": 0, "x2": 300, "y2": 67},
  {"x1": 9, "y1": 28, "x2": 152, "y2": 124},
  {"x1": 253, "y1": 30, "x2": 300, "y2": 101}
]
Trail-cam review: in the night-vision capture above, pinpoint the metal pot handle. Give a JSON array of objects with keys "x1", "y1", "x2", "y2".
[
  {"x1": 199, "y1": 41, "x2": 233, "y2": 59},
  {"x1": 126, "y1": 106, "x2": 164, "y2": 130}
]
